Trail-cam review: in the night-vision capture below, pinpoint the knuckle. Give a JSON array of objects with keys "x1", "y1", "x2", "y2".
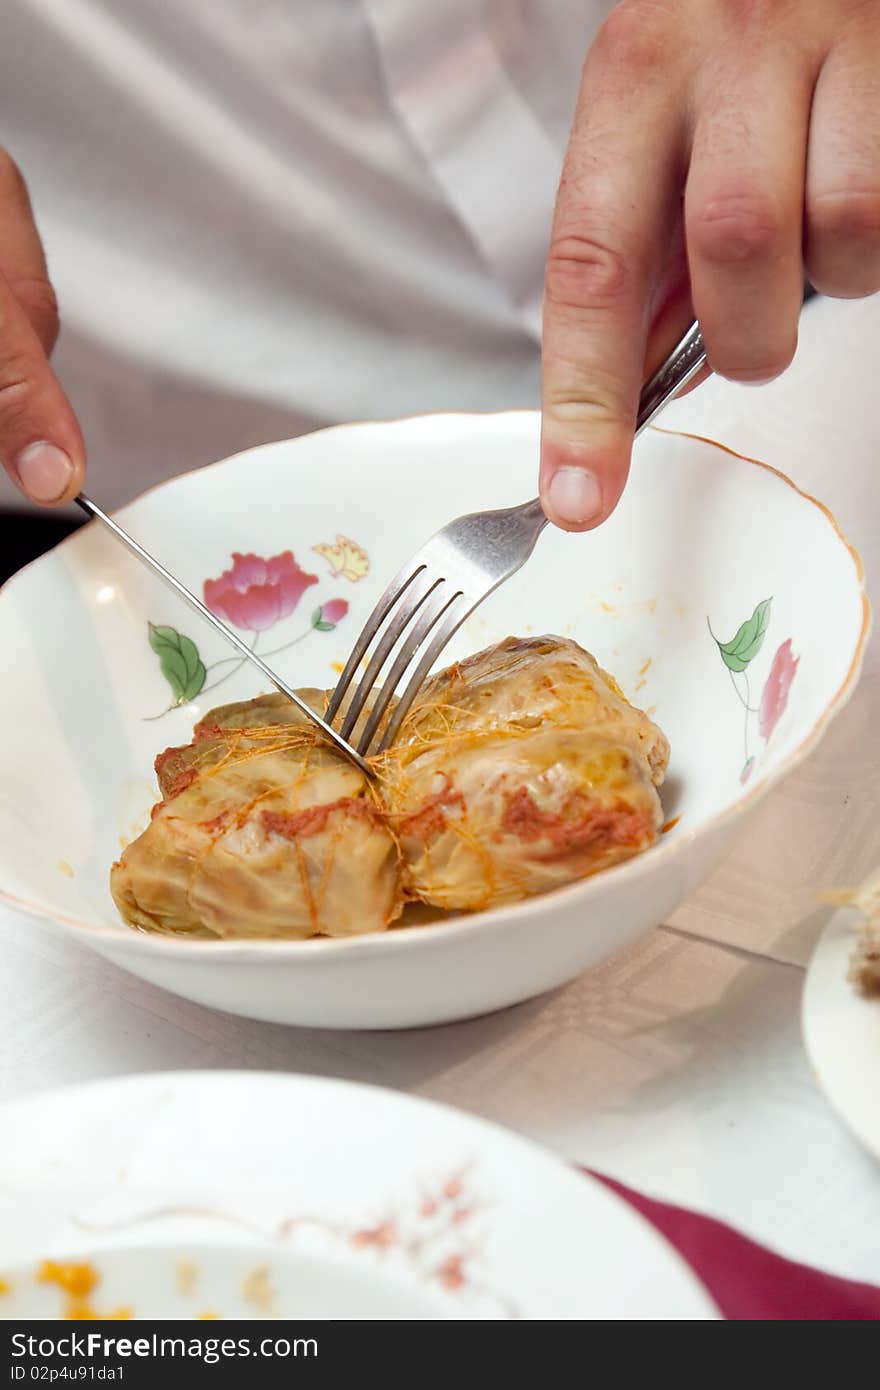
[
  {"x1": 544, "y1": 356, "x2": 632, "y2": 428},
  {"x1": 0, "y1": 368, "x2": 35, "y2": 428},
  {"x1": 809, "y1": 187, "x2": 880, "y2": 249},
  {"x1": 690, "y1": 193, "x2": 786, "y2": 265},
  {"x1": 724, "y1": 0, "x2": 773, "y2": 20},
  {"x1": 0, "y1": 328, "x2": 41, "y2": 424},
  {"x1": 715, "y1": 0, "x2": 793, "y2": 33},
  {"x1": 10, "y1": 275, "x2": 60, "y2": 349},
  {"x1": 545, "y1": 232, "x2": 632, "y2": 314},
  {"x1": 544, "y1": 393, "x2": 623, "y2": 430},
  {"x1": 589, "y1": 2, "x2": 672, "y2": 76}
]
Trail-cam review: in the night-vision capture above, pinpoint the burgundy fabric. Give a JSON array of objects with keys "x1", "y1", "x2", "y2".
[{"x1": 589, "y1": 1171, "x2": 880, "y2": 1320}]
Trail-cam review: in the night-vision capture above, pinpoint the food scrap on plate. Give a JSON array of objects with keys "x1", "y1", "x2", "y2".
[{"x1": 826, "y1": 873, "x2": 880, "y2": 997}]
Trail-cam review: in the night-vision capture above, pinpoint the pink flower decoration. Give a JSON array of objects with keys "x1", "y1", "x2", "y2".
[
  {"x1": 320, "y1": 598, "x2": 349, "y2": 626},
  {"x1": 740, "y1": 757, "x2": 755, "y2": 785},
  {"x1": 351, "y1": 1221, "x2": 397, "y2": 1250},
  {"x1": 438, "y1": 1254, "x2": 466, "y2": 1291},
  {"x1": 204, "y1": 552, "x2": 317, "y2": 632},
  {"x1": 759, "y1": 639, "x2": 799, "y2": 741}
]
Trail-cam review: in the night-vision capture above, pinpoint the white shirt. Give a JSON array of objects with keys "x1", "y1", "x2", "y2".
[{"x1": 1, "y1": 0, "x2": 614, "y2": 510}]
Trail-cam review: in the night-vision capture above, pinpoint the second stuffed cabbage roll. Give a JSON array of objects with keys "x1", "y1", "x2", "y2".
[{"x1": 381, "y1": 636, "x2": 669, "y2": 911}]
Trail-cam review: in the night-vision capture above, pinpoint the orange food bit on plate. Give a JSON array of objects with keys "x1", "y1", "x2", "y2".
[{"x1": 38, "y1": 1260, "x2": 99, "y2": 1299}]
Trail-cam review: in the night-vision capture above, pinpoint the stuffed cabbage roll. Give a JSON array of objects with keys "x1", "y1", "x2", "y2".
[
  {"x1": 110, "y1": 691, "x2": 402, "y2": 940},
  {"x1": 111, "y1": 636, "x2": 669, "y2": 938},
  {"x1": 381, "y1": 636, "x2": 669, "y2": 911}
]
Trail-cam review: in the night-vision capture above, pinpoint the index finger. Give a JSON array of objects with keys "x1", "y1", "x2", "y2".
[{"x1": 540, "y1": 8, "x2": 686, "y2": 530}]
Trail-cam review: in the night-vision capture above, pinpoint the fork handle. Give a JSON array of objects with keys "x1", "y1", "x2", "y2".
[
  {"x1": 634, "y1": 319, "x2": 706, "y2": 435},
  {"x1": 637, "y1": 283, "x2": 817, "y2": 435}
]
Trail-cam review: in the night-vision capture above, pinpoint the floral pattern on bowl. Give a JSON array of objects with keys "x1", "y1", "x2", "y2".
[
  {"x1": 708, "y1": 598, "x2": 800, "y2": 784},
  {"x1": 146, "y1": 539, "x2": 368, "y2": 718}
]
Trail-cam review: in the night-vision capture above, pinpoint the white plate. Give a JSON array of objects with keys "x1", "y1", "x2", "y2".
[
  {"x1": 802, "y1": 877, "x2": 880, "y2": 1161},
  {"x1": 0, "y1": 412, "x2": 869, "y2": 1027},
  {"x1": 0, "y1": 1071, "x2": 716, "y2": 1320}
]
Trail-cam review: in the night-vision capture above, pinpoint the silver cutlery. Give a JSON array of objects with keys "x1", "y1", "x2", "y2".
[
  {"x1": 77, "y1": 290, "x2": 816, "y2": 773},
  {"x1": 324, "y1": 318, "x2": 709, "y2": 759}
]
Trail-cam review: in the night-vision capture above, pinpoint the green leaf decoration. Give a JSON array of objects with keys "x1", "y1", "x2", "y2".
[
  {"x1": 311, "y1": 607, "x2": 335, "y2": 633},
  {"x1": 716, "y1": 599, "x2": 772, "y2": 672},
  {"x1": 148, "y1": 622, "x2": 207, "y2": 704}
]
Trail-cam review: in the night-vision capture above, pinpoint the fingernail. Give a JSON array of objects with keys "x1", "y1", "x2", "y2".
[
  {"x1": 15, "y1": 441, "x2": 73, "y2": 502},
  {"x1": 547, "y1": 466, "x2": 603, "y2": 525}
]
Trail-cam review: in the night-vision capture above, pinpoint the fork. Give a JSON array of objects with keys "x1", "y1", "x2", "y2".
[{"x1": 326, "y1": 317, "x2": 710, "y2": 758}]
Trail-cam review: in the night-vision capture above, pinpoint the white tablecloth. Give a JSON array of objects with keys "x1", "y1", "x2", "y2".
[{"x1": 2, "y1": 294, "x2": 878, "y2": 1286}]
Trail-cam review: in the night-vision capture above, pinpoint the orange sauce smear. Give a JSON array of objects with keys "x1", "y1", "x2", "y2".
[{"x1": 37, "y1": 1260, "x2": 131, "y2": 1320}]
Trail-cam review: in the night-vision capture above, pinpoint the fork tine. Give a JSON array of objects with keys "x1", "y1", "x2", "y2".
[
  {"x1": 377, "y1": 592, "x2": 473, "y2": 753},
  {"x1": 339, "y1": 571, "x2": 446, "y2": 739},
  {"x1": 354, "y1": 583, "x2": 463, "y2": 755},
  {"x1": 325, "y1": 563, "x2": 427, "y2": 724}
]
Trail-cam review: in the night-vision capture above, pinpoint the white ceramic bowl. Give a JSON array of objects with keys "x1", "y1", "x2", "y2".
[{"x1": 0, "y1": 413, "x2": 868, "y2": 1028}]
